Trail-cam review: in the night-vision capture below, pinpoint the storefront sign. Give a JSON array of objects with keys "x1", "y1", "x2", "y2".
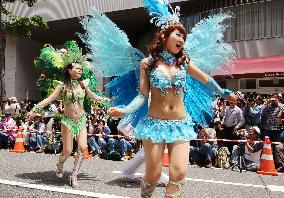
[{"x1": 264, "y1": 72, "x2": 284, "y2": 77}]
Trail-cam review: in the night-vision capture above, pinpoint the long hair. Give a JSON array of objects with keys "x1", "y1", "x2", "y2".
[
  {"x1": 64, "y1": 64, "x2": 85, "y2": 90},
  {"x1": 64, "y1": 64, "x2": 74, "y2": 89},
  {"x1": 146, "y1": 23, "x2": 188, "y2": 72}
]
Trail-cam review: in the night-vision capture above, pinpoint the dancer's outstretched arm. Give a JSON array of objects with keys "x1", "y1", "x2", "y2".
[
  {"x1": 186, "y1": 60, "x2": 232, "y2": 98},
  {"x1": 28, "y1": 85, "x2": 62, "y2": 119},
  {"x1": 81, "y1": 81, "x2": 108, "y2": 101}
]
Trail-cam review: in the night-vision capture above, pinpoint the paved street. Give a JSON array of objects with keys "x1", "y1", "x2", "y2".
[{"x1": 0, "y1": 150, "x2": 283, "y2": 198}]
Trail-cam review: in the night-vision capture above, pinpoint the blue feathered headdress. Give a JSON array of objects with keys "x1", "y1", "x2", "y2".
[{"x1": 144, "y1": 0, "x2": 180, "y2": 29}]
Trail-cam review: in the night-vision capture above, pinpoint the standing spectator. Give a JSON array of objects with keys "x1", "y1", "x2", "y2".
[
  {"x1": 44, "y1": 101, "x2": 59, "y2": 123},
  {"x1": 190, "y1": 125, "x2": 218, "y2": 168},
  {"x1": 0, "y1": 112, "x2": 17, "y2": 148},
  {"x1": 29, "y1": 113, "x2": 47, "y2": 153},
  {"x1": 19, "y1": 100, "x2": 28, "y2": 115},
  {"x1": 9, "y1": 97, "x2": 21, "y2": 117},
  {"x1": 221, "y1": 95, "x2": 245, "y2": 152},
  {"x1": 243, "y1": 97, "x2": 264, "y2": 130},
  {"x1": 231, "y1": 127, "x2": 263, "y2": 172},
  {"x1": 260, "y1": 94, "x2": 283, "y2": 142},
  {"x1": 4, "y1": 99, "x2": 11, "y2": 115}
]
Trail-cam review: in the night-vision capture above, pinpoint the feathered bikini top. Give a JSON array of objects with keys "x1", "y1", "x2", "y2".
[
  {"x1": 148, "y1": 51, "x2": 187, "y2": 96},
  {"x1": 53, "y1": 80, "x2": 87, "y2": 105}
]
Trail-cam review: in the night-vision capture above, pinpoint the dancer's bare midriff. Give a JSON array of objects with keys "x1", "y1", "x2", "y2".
[{"x1": 148, "y1": 87, "x2": 186, "y2": 120}]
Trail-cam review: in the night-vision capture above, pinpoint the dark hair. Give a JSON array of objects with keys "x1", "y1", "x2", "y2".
[
  {"x1": 64, "y1": 63, "x2": 75, "y2": 88},
  {"x1": 146, "y1": 23, "x2": 188, "y2": 72},
  {"x1": 63, "y1": 63, "x2": 85, "y2": 102}
]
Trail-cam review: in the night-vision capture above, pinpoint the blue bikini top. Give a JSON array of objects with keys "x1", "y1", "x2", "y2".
[{"x1": 147, "y1": 52, "x2": 187, "y2": 96}]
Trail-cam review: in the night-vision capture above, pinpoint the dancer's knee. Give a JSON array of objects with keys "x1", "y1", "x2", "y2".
[
  {"x1": 62, "y1": 150, "x2": 72, "y2": 157},
  {"x1": 78, "y1": 145, "x2": 86, "y2": 153},
  {"x1": 145, "y1": 170, "x2": 162, "y2": 183},
  {"x1": 170, "y1": 165, "x2": 187, "y2": 181}
]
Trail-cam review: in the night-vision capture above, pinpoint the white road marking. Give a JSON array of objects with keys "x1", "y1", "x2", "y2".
[
  {"x1": 0, "y1": 179, "x2": 129, "y2": 198},
  {"x1": 113, "y1": 171, "x2": 284, "y2": 193}
]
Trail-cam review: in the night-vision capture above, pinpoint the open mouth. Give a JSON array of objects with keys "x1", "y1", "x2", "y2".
[{"x1": 176, "y1": 42, "x2": 182, "y2": 49}]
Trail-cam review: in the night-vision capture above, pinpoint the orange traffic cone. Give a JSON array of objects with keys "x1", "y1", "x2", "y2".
[
  {"x1": 163, "y1": 144, "x2": 170, "y2": 167},
  {"x1": 84, "y1": 145, "x2": 92, "y2": 159},
  {"x1": 257, "y1": 136, "x2": 278, "y2": 176},
  {"x1": 11, "y1": 128, "x2": 25, "y2": 153}
]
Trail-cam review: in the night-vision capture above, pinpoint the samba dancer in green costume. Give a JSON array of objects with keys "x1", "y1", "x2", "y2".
[{"x1": 28, "y1": 41, "x2": 108, "y2": 188}]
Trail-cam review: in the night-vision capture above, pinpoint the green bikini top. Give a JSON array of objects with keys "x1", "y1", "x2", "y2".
[{"x1": 53, "y1": 79, "x2": 89, "y2": 105}]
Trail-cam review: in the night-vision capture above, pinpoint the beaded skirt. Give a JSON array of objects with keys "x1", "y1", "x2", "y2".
[{"x1": 134, "y1": 114, "x2": 196, "y2": 143}]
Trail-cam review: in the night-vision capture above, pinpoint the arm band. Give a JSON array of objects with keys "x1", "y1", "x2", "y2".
[{"x1": 119, "y1": 93, "x2": 147, "y2": 116}]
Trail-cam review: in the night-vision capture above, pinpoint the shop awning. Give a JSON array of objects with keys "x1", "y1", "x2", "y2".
[{"x1": 211, "y1": 55, "x2": 284, "y2": 79}]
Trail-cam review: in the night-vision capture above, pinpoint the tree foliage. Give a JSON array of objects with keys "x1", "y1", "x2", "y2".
[{"x1": 1, "y1": 0, "x2": 48, "y2": 36}]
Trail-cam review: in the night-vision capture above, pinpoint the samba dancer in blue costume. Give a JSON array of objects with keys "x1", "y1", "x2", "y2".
[{"x1": 80, "y1": 1, "x2": 236, "y2": 197}]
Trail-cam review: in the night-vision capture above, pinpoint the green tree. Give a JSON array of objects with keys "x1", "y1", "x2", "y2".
[{"x1": 0, "y1": 0, "x2": 48, "y2": 110}]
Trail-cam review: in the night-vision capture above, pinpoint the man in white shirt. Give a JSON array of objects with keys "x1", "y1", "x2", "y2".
[{"x1": 221, "y1": 95, "x2": 245, "y2": 152}]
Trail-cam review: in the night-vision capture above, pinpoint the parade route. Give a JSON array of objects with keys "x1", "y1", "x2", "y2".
[{"x1": 0, "y1": 151, "x2": 284, "y2": 197}]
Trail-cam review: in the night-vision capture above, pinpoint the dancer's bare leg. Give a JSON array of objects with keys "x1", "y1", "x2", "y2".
[
  {"x1": 141, "y1": 140, "x2": 165, "y2": 197},
  {"x1": 70, "y1": 125, "x2": 87, "y2": 188},
  {"x1": 165, "y1": 141, "x2": 189, "y2": 198},
  {"x1": 56, "y1": 124, "x2": 73, "y2": 178}
]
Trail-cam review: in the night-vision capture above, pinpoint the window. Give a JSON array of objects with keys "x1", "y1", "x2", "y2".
[
  {"x1": 259, "y1": 79, "x2": 284, "y2": 87},
  {"x1": 182, "y1": 0, "x2": 284, "y2": 42},
  {"x1": 240, "y1": 79, "x2": 256, "y2": 89}
]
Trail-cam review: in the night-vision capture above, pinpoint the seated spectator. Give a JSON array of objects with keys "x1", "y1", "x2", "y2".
[
  {"x1": 87, "y1": 116, "x2": 101, "y2": 155},
  {"x1": 190, "y1": 125, "x2": 218, "y2": 168},
  {"x1": 231, "y1": 126, "x2": 263, "y2": 172},
  {"x1": 213, "y1": 120, "x2": 223, "y2": 148},
  {"x1": 0, "y1": 112, "x2": 17, "y2": 149},
  {"x1": 108, "y1": 130, "x2": 134, "y2": 161},
  {"x1": 275, "y1": 109, "x2": 284, "y2": 172},
  {"x1": 97, "y1": 120, "x2": 111, "y2": 155},
  {"x1": 29, "y1": 113, "x2": 47, "y2": 153},
  {"x1": 275, "y1": 131, "x2": 284, "y2": 173}
]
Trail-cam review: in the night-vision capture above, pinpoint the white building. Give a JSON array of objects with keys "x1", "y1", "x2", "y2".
[{"x1": 3, "y1": 0, "x2": 284, "y2": 101}]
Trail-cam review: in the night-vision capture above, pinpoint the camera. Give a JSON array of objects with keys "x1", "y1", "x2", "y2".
[{"x1": 235, "y1": 129, "x2": 248, "y2": 139}]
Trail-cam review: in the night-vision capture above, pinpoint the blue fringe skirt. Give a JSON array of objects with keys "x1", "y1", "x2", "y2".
[{"x1": 134, "y1": 114, "x2": 196, "y2": 143}]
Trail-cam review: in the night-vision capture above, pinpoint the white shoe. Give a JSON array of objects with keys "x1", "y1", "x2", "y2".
[
  {"x1": 158, "y1": 173, "x2": 169, "y2": 186},
  {"x1": 56, "y1": 172, "x2": 63, "y2": 178}
]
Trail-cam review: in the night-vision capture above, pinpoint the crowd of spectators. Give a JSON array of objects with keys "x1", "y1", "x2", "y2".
[
  {"x1": 0, "y1": 93, "x2": 284, "y2": 173},
  {"x1": 0, "y1": 97, "x2": 137, "y2": 161},
  {"x1": 190, "y1": 92, "x2": 284, "y2": 173}
]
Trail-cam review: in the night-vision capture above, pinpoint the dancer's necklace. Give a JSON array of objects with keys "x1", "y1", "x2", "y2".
[
  {"x1": 71, "y1": 79, "x2": 78, "y2": 105},
  {"x1": 159, "y1": 50, "x2": 176, "y2": 66}
]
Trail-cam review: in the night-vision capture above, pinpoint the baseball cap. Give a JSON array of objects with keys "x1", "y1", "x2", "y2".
[{"x1": 250, "y1": 126, "x2": 261, "y2": 134}]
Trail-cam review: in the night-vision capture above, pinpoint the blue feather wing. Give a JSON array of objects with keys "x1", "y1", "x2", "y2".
[
  {"x1": 184, "y1": 76, "x2": 214, "y2": 126},
  {"x1": 80, "y1": 7, "x2": 147, "y2": 133},
  {"x1": 106, "y1": 66, "x2": 148, "y2": 134},
  {"x1": 184, "y1": 13, "x2": 235, "y2": 125},
  {"x1": 79, "y1": 8, "x2": 143, "y2": 77},
  {"x1": 185, "y1": 13, "x2": 235, "y2": 73}
]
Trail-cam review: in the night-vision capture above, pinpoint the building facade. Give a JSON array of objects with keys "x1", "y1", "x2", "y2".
[
  {"x1": 3, "y1": 0, "x2": 187, "y2": 101},
  {"x1": 3, "y1": 0, "x2": 284, "y2": 101},
  {"x1": 182, "y1": 0, "x2": 284, "y2": 94}
]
